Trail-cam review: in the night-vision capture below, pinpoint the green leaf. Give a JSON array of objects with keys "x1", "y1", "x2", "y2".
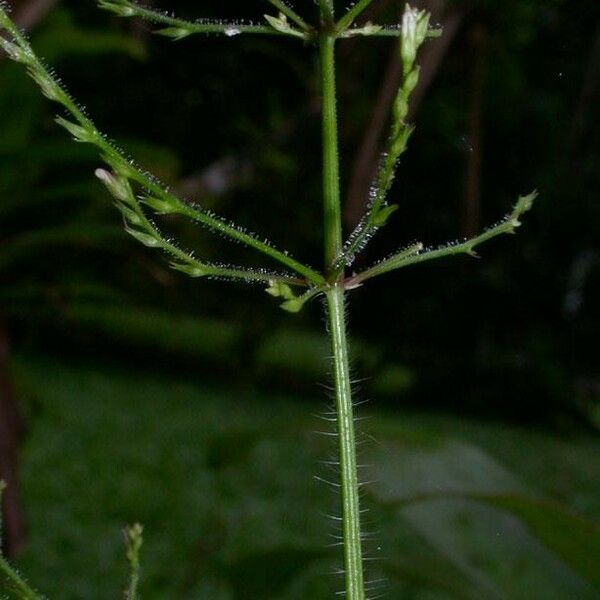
[
  {"x1": 265, "y1": 280, "x2": 295, "y2": 300},
  {"x1": 116, "y1": 202, "x2": 142, "y2": 226},
  {"x1": 141, "y1": 195, "x2": 179, "y2": 215},
  {"x1": 155, "y1": 27, "x2": 193, "y2": 41},
  {"x1": 97, "y1": 1, "x2": 136, "y2": 18},
  {"x1": 366, "y1": 437, "x2": 599, "y2": 597},
  {"x1": 373, "y1": 204, "x2": 399, "y2": 227},
  {"x1": 482, "y1": 495, "x2": 600, "y2": 587},
  {"x1": 511, "y1": 190, "x2": 538, "y2": 227},
  {"x1": 367, "y1": 439, "x2": 524, "y2": 503},
  {"x1": 55, "y1": 117, "x2": 98, "y2": 144},
  {"x1": 124, "y1": 226, "x2": 160, "y2": 248},
  {"x1": 263, "y1": 14, "x2": 305, "y2": 39},
  {"x1": 170, "y1": 261, "x2": 208, "y2": 278},
  {"x1": 280, "y1": 298, "x2": 304, "y2": 313},
  {"x1": 398, "y1": 498, "x2": 598, "y2": 599},
  {"x1": 95, "y1": 168, "x2": 132, "y2": 204},
  {"x1": 0, "y1": 38, "x2": 32, "y2": 64},
  {"x1": 339, "y1": 22, "x2": 383, "y2": 38}
]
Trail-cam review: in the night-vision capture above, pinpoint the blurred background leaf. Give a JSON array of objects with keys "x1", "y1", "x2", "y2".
[{"x1": 7, "y1": 357, "x2": 599, "y2": 599}]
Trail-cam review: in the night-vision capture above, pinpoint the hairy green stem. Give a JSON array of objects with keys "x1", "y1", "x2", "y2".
[
  {"x1": 266, "y1": 0, "x2": 311, "y2": 32},
  {"x1": 337, "y1": 0, "x2": 376, "y2": 30},
  {"x1": 320, "y1": 21, "x2": 366, "y2": 600},
  {"x1": 325, "y1": 287, "x2": 365, "y2": 600},
  {"x1": 123, "y1": 523, "x2": 143, "y2": 600},
  {"x1": 0, "y1": 556, "x2": 40, "y2": 600},
  {"x1": 98, "y1": 1, "x2": 282, "y2": 37},
  {"x1": 348, "y1": 192, "x2": 537, "y2": 285},
  {"x1": 0, "y1": 11, "x2": 325, "y2": 286},
  {"x1": 318, "y1": 0, "x2": 335, "y2": 24},
  {"x1": 320, "y1": 35, "x2": 342, "y2": 273}
]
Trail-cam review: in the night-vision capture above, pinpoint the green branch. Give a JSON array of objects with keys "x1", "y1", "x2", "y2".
[
  {"x1": 320, "y1": 35, "x2": 342, "y2": 273},
  {"x1": 340, "y1": 25, "x2": 442, "y2": 39},
  {"x1": 0, "y1": 10, "x2": 325, "y2": 286},
  {"x1": 265, "y1": 0, "x2": 312, "y2": 32},
  {"x1": 337, "y1": 0, "x2": 376, "y2": 30},
  {"x1": 347, "y1": 193, "x2": 537, "y2": 286},
  {"x1": 0, "y1": 483, "x2": 42, "y2": 600},
  {"x1": 123, "y1": 524, "x2": 143, "y2": 600},
  {"x1": 318, "y1": 0, "x2": 334, "y2": 24},
  {"x1": 96, "y1": 170, "x2": 305, "y2": 286},
  {"x1": 0, "y1": 556, "x2": 41, "y2": 600},
  {"x1": 334, "y1": 5, "x2": 431, "y2": 272},
  {"x1": 265, "y1": 279, "x2": 325, "y2": 312},
  {"x1": 97, "y1": 0, "x2": 297, "y2": 40},
  {"x1": 320, "y1": 23, "x2": 366, "y2": 599}
]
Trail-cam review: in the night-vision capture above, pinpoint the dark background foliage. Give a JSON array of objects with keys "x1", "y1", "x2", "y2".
[{"x1": 2, "y1": 0, "x2": 596, "y2": 424}]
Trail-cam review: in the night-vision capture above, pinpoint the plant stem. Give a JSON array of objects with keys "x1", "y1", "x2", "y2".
[
  {"x1": 348, "y1": 192, "x2": 537, "y2": 286},
  {"x1": 266, "y1": 0, "x2": 312, "y2": 32},
  {"x1": 325, "y1": 287, "x2": 365, "y2": 600},
  {"x1": 98, "y1": 1, "x2": 284, "y2": 38},
  {"x1": 320, "y1": 24, "x2": 366, "y2": 600},
  {"x1": 320, "y1": 34, "x2": 342, "y2": 273},
  {"x1": 337, "y1": 0, "x2": 376, "y2": 31},
  {"x1": 318, "y1": 0, "x2": 334, "y2": 24},
  {"x1": 0, "y1": 555, "x2": 40, "y2": 599},
  {"x1": 0, "y1": 13, "x2": 326, "y2": 286}
]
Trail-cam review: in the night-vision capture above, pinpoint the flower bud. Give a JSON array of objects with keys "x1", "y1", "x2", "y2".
[
  {"x1": 171, "y1": 261, "x2": 208, "y2": 278},
  {"x1": 0, "y1": 37, "x2": 31, "y2": 64},
  {"x1": 401, "y1": 4, "x2": 430, "y2": 75},
  {"x1": 95, "y1": 168, "x2": 131, "y2": 204}
]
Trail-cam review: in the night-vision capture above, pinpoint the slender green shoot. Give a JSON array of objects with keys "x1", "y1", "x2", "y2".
[
  {"x1": 0, "y1": 483, "x2": 42, "y2": 600},
  {"x1": 337, "y1": 0, "x2": 377, "y2": 31},
  {"x1": 360, "y1": 26, "x2": 441, "y2": 38},
  {"x1": 0, "y1": 555, "x2": 41, "y2": 600},
  {"x1": 98, "y1": 0, "x2": 441, "y2": 42},
  {"x1": 98, "y1": 0, "x2": 294, "y2": 40},
  {"x1": 95, "y1": 169, "x2": 304, "y2": 286},
  {"x1": 266, "y1": 0, "x2": 312, "y2": 32},
  {"x1": 320, "y1": 34, "x2": 343, "y2": 274},
  {"x1": 347, "y1": 193, "x2": 537, "y2": 286},
  {"x1": 340, "y1": 25, "x2": 442, "y2": 39},
  {"x1": 319, "y1": 0, "x2": 366, "y2": 596},
  {"x1": 318, "y1": 0, "x2": 334, "y2": 25},
  {"x1": 0, "y1": 9, "x2": 325, "y2": 287},
  {"x1": 123, "y1": 523, "x2": 143, "y2": 600},
  {"x1": 334, "y1": 5, "x2": 430, "y2": 271}
]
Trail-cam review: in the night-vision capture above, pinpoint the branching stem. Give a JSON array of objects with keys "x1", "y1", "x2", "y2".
[
  {"x1": 98, "y1": 0, "x2": 283, "y2": 38},
  {"x1": 348, "y1": 192, "x2": 537, "y2": 286},
  {"x1": 0, "y1": 10, "x2": 324, "y2": 286},
  {"x1": 320, "y1": 14, "x2": 366, "y2": 598}
]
